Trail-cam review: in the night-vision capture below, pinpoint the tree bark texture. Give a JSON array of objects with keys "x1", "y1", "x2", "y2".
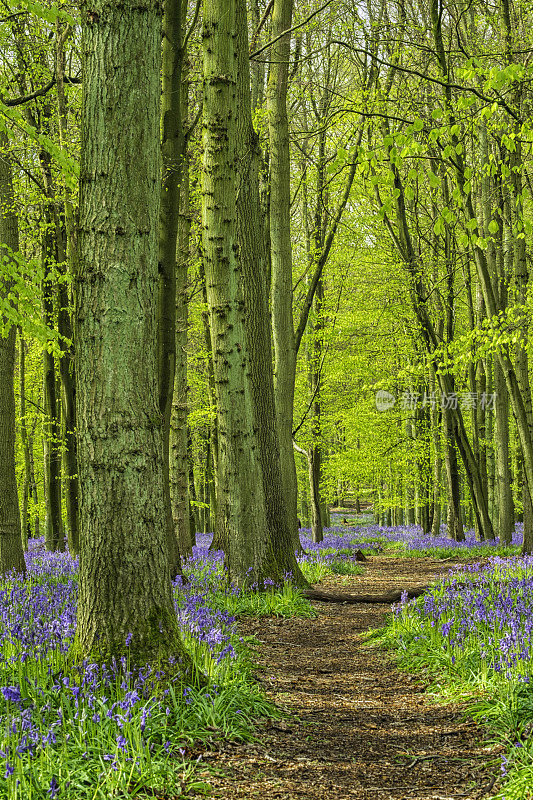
[
  {"x1": 234, "y1": 0, "x2": 307, "y2": 582},
  {"x1": 75, "y1": 0, "x2": 194, "y2": 669},
  {"x1": 0, "y1": 136, "x2": 27, "y2": 576},
  {"x1": 267, "y1": 0, "x2": 300, "y2": 542},
  {"x1": 202, "y1": 0, "x2": 274, "y2": 586}
]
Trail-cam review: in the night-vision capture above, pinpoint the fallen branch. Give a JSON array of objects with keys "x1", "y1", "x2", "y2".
[{"x1": 302, "y1": 586, "x2": 429, "y2": 604}]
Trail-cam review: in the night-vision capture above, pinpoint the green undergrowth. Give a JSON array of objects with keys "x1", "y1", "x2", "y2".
[
  {"x1": 346, "y1": 534, "x2": 521, "y2": 561},
  {"x1": 395, "y1": 544, "x2": 520, "y2": 560},
  {"x1": 372, "y1": 557, "x2": 533, "y2": 800},
  {"x1": 300, "y1": 558, "x2": 365, "y2": 584},
  {"x1": 225, "y1": 583, "x2": 316, "y2": 618}
]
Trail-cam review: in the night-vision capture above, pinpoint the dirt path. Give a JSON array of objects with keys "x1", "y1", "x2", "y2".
[{"x1": 192, "y1": 557, "x2": 500, "y2": 800}]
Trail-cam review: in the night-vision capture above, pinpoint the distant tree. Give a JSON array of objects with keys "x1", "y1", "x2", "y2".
[{"x1": 0, "y1": 134, "x2": 27, "y2": 576}]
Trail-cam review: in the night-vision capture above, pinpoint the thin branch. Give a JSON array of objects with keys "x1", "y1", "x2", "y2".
[
  {"x1": 1, "y1": 72, "x2": 81, "y2": 108},
  {"x1": 330, "y1": 40, "x2": 521, "y2": 121},
  {"x1": 250, "y1": 0, "x2": 334, "y2": 60},
  {"x1": 2, "y1": 78, "x2": 56, "y2": 107},
  {"x1": 183, "y1": 0, "x2": 201, "y2": 53},
  {"x1": 249, "y1": 0, "x2": 274, "y2": 54},
  {"x1": 294, "y1": 144, "x2": 360, "y2": 355}
]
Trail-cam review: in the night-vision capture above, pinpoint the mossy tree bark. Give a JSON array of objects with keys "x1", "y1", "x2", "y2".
[
  {"x1": 267, "y1": 0, "x2": 300, "y2": 545},
  {"x1": 19, "y1": 333, "x2": 31, "y2": 550},
  {"x1": 234, "y1": 0, "x2": 307, "y2": 582},
  {"x1": 494, "y1": 192, "x2": 514, "y2": 543},
  {"x1": 0, "y1": 137, "x2": 27, "y2": 576},
  {"x1": 169, "y1": 15, "x2": 193, "y2": 560},
  {"x1": 75, "y1": 0, "x2": 195, "y2": 670},
  {"x1": 202, "y1": 0, "x2": 267, "y2": 585},
  {"x1": 41, "y1": 201, "x2": 65, "y2": 553},
  {"x1": 158, "y1": 0, "x2": 186, "y2": 577},
  {"x1": 429, "y1": 365, "x2": 442, "y2": 537},
  {"x1": 202, "y1": 0, "x2": 302, "y2": 586},
  {"x1": 56, "y1": 27, "x2": 80, "y2": 555}
]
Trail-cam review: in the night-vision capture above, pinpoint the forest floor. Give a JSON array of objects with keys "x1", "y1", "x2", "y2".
[{"x1": 188, "y1": 556, "x2": 501, "y2": 800}]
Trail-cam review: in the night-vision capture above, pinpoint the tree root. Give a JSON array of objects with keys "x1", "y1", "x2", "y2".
[{"x1": 302, "y1": 586, "x2": 428, "y2": 604}]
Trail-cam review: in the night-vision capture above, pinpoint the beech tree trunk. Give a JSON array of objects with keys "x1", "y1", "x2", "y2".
[
  {"x1": 429, "y1": 366, "x2": 442, "y2": 537},
  {"x1": 267, "y1": 0, "x2": 300, "y2": 544},
  {"x1": 169, "y1": 14, "x2": 192, "y2": 560},
  {"x1": 56, "y1": 24, "x2": 80, "y2": 555},
  {"x1": 42, "y1": 217, "x2": 65, "y2": 553},
  {"x1": 202, "y1": 0, "x2": 273, "y2": 585},
  {"x1": 74, "y1": 0, "x2": 194, "y2": 670},
  {"x1": 234, "y1": 0, "x2": 307, "y2": 581},
  {"x1": 0, "y1": 137, "x2": 26, "y2": 576},
  {"x1": 19, "y1": 333, "x2": 31, "y2": 550},
  {"x1": 158, "y1": 0, "x2": 186, "y2": 577}
]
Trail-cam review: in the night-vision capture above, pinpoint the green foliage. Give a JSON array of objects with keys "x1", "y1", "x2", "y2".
[{"x1": 382, "y1": 558, "x2": 533, "y2": 798}]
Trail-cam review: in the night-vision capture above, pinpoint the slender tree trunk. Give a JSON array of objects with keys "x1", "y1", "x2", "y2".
[
  {"x1": 308, "y1": 447, "x2": 323, "y2": 543},
  {"x1": 19, "y1": 333, "x2": 31, "y2": 550},
  {"x1": 443, "y1": 409, "x2": 464, "y2": 541},
  {"x1": 28, "y1": 424, "x2": 39, "y2": 539},
  {"x1": 495, "y1": 358, "x2": 514, "y2": 542},
  {"x1": 429, "y1": 367, "x2": 441, "y2": 537},
  {"x1": 74, "y1": 0, "x2": 196, "y2": 672},
  {"x1": 494, "y1": 194, "x2": 514, "y2": 542},
  {"x1": 187, "y1": 426, "x2": 198, "y2": 544},
  {"x1": 485, "y1": 358, "x2": 495, "y2": 526},
  {"x1": 234, "y1": 0, "x2": 307, "y2": 577},
  {"x1": 56, "y1": 25, "x2": 79, "y2": 555},
  {"x1": 202, "y1": 0, "x2": 275, "y2": 586},
  {"x1": 267, "y1": 0, "x2": 300, "y2": 544},
  {"x1": 158, "y1": 0, "x2": 186, "y2": 578},
  {"x1": 170, "y1": 53, "x2": 192, "y2": 559},
  {"x1": 308, "y1": 273, "x2": 324, "y2": 544},
  {"x1": 0, "y1": 141, "x2": 26, "y2": 575},
  {"x1": 42, "y1": 218, "x2": 65, "y2": 552}
]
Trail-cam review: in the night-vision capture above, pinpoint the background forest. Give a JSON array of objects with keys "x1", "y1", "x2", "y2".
[
  {"x1": 3, "y1": 0, "x2": 533, "y2": 567},
  {"x1": 1, "y1": 0, "x2": 533, "y2": 797}
]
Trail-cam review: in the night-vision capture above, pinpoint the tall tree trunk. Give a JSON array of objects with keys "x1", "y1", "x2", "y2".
[
  {"x1": 202, "y1": 0, "x2": 274, "y2": 586},
  {"x1": 74, "y1": 0, "x2": 195, "y2": 672},
  {"x1": 170, "y1": 41, "x2": 192, "y2": 559},
  {"x1": 19, "y1": 333, "x2": 31, "y2": 550},
  {"x1": 158, "y1": 0, "x2": 186, "y2": 578},
  {"x1": 42, "y1": 218, "x2": 65, "y2": 552},
  {"x1": 187, "y1": 427, "x2": 199, "y2": 544},
  {"x1": 443, "y1": 409, "x2": 464, "y2": 541},
  {"x1": 494, "y1": 358, "x2": 514, "y2": 542},
  {"x1": 429, "y1": 367, "x2": 442, "y2": 537},
  {"x1": 493, "y1": 190, "x2": 514, "y2": 542},
  {"x1": 28, "y1": 423, "x2": 39, "y2": 539},
  {"x1": 234, "y1": 0, "x2": 307, "y2": 578},
  {"x1": 308, "y1": 447, "x2": 323, "y2": 543},
  {"x1": 56, "y1": 23, "x2": 79, "y2": 555},
  {"x1": 0, "y1": 140, "x2": 26, "y2": 575},
  {"x1": 267, "y1": 0, "x2": 300, "y2": 545}
]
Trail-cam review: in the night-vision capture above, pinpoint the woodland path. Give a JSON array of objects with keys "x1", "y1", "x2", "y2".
[{"x1": 190, "y1": 557, "x2": 501, "y2": 800}]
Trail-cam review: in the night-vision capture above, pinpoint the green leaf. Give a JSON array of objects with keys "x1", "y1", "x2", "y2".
[{"x1": 428, "y1": 171, "x2": 440, "y2": 189}]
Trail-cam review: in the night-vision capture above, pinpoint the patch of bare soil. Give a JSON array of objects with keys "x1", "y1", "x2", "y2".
[{"x1": 190, "y1": 556, "x2": 500, "y2": 800}]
